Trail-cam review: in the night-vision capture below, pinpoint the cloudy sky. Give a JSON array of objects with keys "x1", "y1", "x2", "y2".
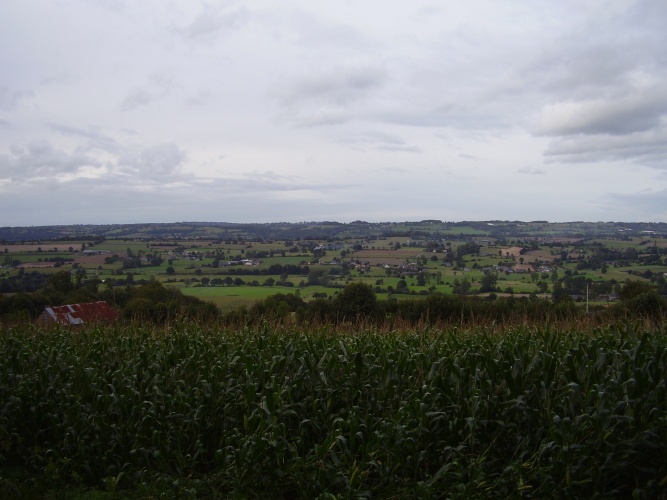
[{"x1": 1, "y1": 0, "x2": 666, "y2": 226}]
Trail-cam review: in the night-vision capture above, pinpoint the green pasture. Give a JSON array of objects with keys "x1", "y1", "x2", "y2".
[{"x1": 179, "y1": 285, "x2": 295, "y2": 310}]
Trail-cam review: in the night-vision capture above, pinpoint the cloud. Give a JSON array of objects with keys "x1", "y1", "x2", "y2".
[
  {"x1": 0, "y1": 139, "x2": 101, "y2": 182},
  {"x1": 0, "y1": 85, "x2": 33, "y2": 110},
  {"x1": 517, "y1": 167, "x2": 545, "y2": 175},
  {"x1": 338, "y1": 130, "x2": 421, "y2": 153},
  {"x1": 544, "y1": 126, "x2": 667, "y2": 169},
  {"x1": 0, "y1": 136, "x2": 189, "y2": 190},
  {"x1": 600, "y1": 187, "x2": 667, "y2": 222},
  {"x1": 119, "y1": 88, "x2": 152, "y2": 111},
  {"x1": 274, "y1": 65, "x2": 387, "y2": 126},
  {"x1": 176, "y1": 5, "x2": 247, "y2": 39},
  {"x1": 539, "y1": 86, "x2": 667, "y2": 136},
  {"x1": 118, "y1": 142, "x2": 186, "y2": 179}
]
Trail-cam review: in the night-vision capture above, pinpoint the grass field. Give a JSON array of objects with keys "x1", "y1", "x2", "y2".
[{"x1": 180, "y1": 285, "x2": 306, "y2": 310}]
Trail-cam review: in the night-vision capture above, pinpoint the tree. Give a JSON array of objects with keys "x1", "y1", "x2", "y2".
[
  {"x1": 453, "y1": 278, "x2": 471, "y2": 296},
  {"x1": 165, "y1": 266, "x2": 175, "y2": 275},
  {"x1": 479, "y1": 271, "x2": 498, "y2": 293},
  {"x1": 48, "y1": 270, "x2": 74, "y2": 295},
  {"x1": 618, "y1": 280, "x2": 654, "y2": 302},
  {"x1": 335, "y1": 282, "x2": 377, "y2": 319}
]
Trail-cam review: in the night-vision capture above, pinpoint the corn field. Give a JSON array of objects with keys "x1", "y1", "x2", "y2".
[{"x1": 1, "y1": 322, "x2": 666, "y2": 498}]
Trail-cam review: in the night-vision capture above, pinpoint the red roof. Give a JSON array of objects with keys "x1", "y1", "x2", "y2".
[{"x1": 42, "y1": 301, "x2": 118, "y2": 325}]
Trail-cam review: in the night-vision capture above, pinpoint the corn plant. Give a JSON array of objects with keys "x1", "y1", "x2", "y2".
[{"x1": 0, "y1": 321, "x2": 666, "y2": 498}]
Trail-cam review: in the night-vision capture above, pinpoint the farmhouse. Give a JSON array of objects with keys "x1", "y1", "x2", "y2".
[{"x1": 37, "y1": 301, "x2": 118, "y2": 326}]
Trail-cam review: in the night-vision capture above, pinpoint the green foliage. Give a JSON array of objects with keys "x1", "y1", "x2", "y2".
[
  {"x1": 479, "y1": 271, "x2": 498, "y2": 292},
  {"x1": 334, "y1": 282, "x2": 378, "y2": 319},
  {"x1": 615, "y1": 280, "x2": 665, "y2": 320}
]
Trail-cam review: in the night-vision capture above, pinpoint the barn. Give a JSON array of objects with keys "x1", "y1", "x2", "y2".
[{"x1": 37, "y1": 301, "x2": 118, "y2": 326}]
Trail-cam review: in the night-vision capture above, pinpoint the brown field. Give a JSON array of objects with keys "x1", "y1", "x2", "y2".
[
  {"x1": 353, "y1": 249, "x2": 421, "y2": 266},
  {"x1": 500, "y1": 247, "x2": 523, "y2": 258},
  {"x1": 522, "y1": 249, "x2": 557, "y2": 262},
  {"x1": 513, "y1": 264, "x2": 537, "y2": 273},
  {"x1": 74, "y1": 254, "x2": 113, "y2": 265}
]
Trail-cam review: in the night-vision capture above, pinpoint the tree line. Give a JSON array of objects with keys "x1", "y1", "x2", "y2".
[
  {"x1": 1, "y1": 273, "x2": 664, "y2": 327},
  {"x1": 231, "y1": 281, "x2": 666, "y2": 326},
  {"x1": 0, "y1": 271, "x2": 219, "y2": 324}
]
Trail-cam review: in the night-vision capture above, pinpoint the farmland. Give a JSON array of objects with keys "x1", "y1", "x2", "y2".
[
  {"x1": 1, "y1": 221, "x2": 667, "y2": 496},
  {"x1": 1, "y1": 321, "x2": 666, "y2": 497},
  {"x1": 2, "y1": 220, "x2": 667, "y2": 316}
]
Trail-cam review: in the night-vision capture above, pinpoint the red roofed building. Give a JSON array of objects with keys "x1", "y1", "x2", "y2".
[{"x1": 37, "y1": 301, "x2": 118, "y2": 326}]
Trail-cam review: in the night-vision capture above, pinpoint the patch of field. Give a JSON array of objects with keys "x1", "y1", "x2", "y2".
[
  {"x1": 180, "y1": 285, "x2": 303, "y2": 310},
  {"x1": 73, "y1": 253, "x2": 113, "y2": 265},
  {"x1": 353, "y1": 249, "x2": 421, "y2": 266},
  {"x1": 522, "y1": 249, "x2": 557, "y2": 262},
  {"x1": 17, "y1": 262, "x2": 56, "y2": 268},
  {"x1": 500, "y1": 246, "x2": 523, "y2": 258}
]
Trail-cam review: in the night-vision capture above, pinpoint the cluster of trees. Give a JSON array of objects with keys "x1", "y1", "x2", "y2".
[
  {"x1": 209, "y1": 264, "x2": 311, "y2": 276},
  {"x1": 234, "y1": 281, "x2": 666, "y2": 326},
  {"x1": 0, "y1": 271, "x2": 218, "y2": 324}
]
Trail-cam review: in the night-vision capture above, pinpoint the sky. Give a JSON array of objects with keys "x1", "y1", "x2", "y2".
[{"x1": 1, "y1": 0, "x2": 667, "y2": 226}]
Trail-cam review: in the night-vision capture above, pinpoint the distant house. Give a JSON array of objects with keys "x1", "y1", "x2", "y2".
[{"x1": 36, "y1": 301, "x2": 118, "y2": 326}]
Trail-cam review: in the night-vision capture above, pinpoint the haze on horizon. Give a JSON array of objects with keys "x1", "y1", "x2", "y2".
[{"x1": 1, "y1": 0, "x2": 666, "y2": 227}]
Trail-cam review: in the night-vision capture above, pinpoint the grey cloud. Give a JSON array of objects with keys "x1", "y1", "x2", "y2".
[
  {"x1": 523, "y1": 2, "x2": 667, "y2": 101},
  {"x1": 183, "y1": 90, "x2": 212, "y2": 108},
  {"x1": 600, "y1": 187, "x2": 667, "y2": 221},
  {"x1": 48, "y1": 123, "x2": 121, "y2": 155},
  {"x1": 517, "y1": 167, "x2": 545, "y2": 175},
  {"x1": 378, "y1": 144, "x2": 421, "y2": 153},
  {"x1": 527, "y1": 0, "x2": 667, "y2": 171},
  {"x1": 0, "y1": 138, "x2": 187, "y2": 188},
  {"x1": 275, "y1": 65, "x2": 386, "y2": 126},
  {"x1": 291, "y1": 109, "x2": 352, "y2": 128},
  {"x1": 48, "y1": 122, "x2": 103, "y2": 140},
  {"x1": 337, "y1": 130, "x2": 421, "y2": 153},
  {"x1": 118, "y1": 71, "x2": 178, "y2": 113},
  {"x1": 0, "y1": 86, "x2": 33, "y2": 110},
  {"x1": 177, "y1": 6, "x2": 247, "y2": 39},
  {"x1": 0, "y1": 140, "x2": 101, "y2": 181},
  {"x1": 278, "y1": 66, "x2": 386, "y2": 106},
  {"x1": 544, "y1": 126, "x2": 667, "y2": 169},
  {"x1": 539, "y1": 86, "x2": 667, "y2": 137},
  {"x1": 119, "y1": 88, "x2": 152, "y2": 111},
  {"x1": 274, "y1": 8, "x2": 374, "y2": 52},
  {"x1": 82, "y1": 0, "x2": 127, "y2": 13},
  {"x1": 118, "y1": 142, "x2": 185, "y2": 178}
]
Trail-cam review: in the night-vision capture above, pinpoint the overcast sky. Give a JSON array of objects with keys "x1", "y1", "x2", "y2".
[{"x1": 1, "y1": 0, "x2": 666, "y2": 226}]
